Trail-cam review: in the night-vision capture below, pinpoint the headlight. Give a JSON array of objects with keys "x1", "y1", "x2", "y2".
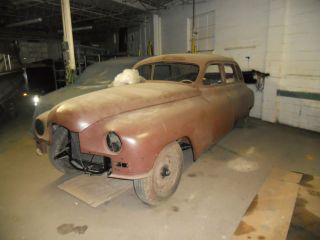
[
  {"x1": 35, "y1": 119, "x2": 45, "y2": 136},
  {"x1": 33, "y1": 95, "x2": 40, "y2": 106},
  {"x1": 106, "y1": 131, "x2": 122, "y2": 153}
]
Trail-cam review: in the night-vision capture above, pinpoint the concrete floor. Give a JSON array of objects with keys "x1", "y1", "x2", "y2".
[{"x1": 0, "y1": 105, "x2": 319, "y2": 240}]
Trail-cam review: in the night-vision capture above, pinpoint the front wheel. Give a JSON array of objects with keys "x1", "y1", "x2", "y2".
[{"x1": 134, "y1": 142, "x2": 183, "y2": 206}]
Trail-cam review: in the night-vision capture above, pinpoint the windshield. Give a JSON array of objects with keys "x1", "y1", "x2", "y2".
[
  {"x1": 77, "y1": 58, "x2": 141, "y2": 85},
  {"x1": 138, "y1": 62, "x2": 199, "y2": 82}
]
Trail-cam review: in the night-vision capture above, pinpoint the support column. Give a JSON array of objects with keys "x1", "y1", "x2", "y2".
[
  {"x1": 153, "y1": 14, "x2": 162, "y2": 55},
  {"x1": 262, "y1": 0, "x2": 288, "y2": 122},
  {"x1": 61, "y1": 0, "x2": 76, "y2": 84}
]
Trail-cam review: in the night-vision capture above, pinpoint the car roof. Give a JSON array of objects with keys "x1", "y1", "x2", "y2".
[
  {"x1": 77, "y1": 56, "x2": 144, "y2": 84},
  {"x1": 134, "y1": 53, "x2": 235, "y2": 68}
]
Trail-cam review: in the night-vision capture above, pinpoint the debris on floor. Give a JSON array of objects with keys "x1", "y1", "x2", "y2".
[{"x1": 58, "y1": 175, "x2": 132, "y2": 207}]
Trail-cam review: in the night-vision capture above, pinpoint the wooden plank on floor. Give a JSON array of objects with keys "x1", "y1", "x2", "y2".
[
  {"x1": 269, "y1": 168, "x2": 302, "y2": 184},
  {"x1": 58, "y1": 175, "x2": 132, "y2": 207},
  {"x1": 232, "y1": 169, "x2": 302, "y2": 240}
]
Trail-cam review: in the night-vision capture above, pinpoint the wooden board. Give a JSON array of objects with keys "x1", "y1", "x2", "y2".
[
  {"x1": 232, "y1": 169, "x2": 302, "y2": 240},
  {"x1": 269, "y1": 168, "x2": 302, "y2": 184},
  {"x1": 58, "y1": 175, "x2": 132, "y2": 207}
]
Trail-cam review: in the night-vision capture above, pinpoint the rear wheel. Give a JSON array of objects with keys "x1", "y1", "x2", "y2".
[
  {"x1": 48, "y1": 126, "x2": 77, "y2": 174},
  {"x1": 134, "y1": 142, "x2": 183, "y2": 206}
]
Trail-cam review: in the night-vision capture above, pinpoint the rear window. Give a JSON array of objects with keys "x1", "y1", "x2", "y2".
[
  {"x1": 224, "y1": 64, "x2": 238, "y2": 84},
  {"x1": 203, "y1": 64, "x2": 223, "y2": 85}
]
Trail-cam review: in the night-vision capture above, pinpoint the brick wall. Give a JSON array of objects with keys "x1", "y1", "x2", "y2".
[{"x1": 19, "y1": 40, "x2": 62, "y2": 64}]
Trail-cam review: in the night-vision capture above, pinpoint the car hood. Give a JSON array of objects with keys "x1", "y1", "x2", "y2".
[
  {"x1": 47, "y1": 82, "x2": 200, "y2": 132},
  {"x1": 38, "y1": 84, "x2": 106, "y2": 109},
  {"x1": 33, "y1": 84, "x2": 107, "y2": 121}
]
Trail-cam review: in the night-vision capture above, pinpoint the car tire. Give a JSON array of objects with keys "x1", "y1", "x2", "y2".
[
  {"x1": 133, "y1": 142, "x2": 183, "y2": 206},
  {"x1": 48, "y1": 126, "x2": 77, "y2": 174}
]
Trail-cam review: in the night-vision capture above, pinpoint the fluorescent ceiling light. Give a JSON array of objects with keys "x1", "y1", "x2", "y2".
[
  {"x1": 6, "y1": 18, "x2": 42, "y2": 27},
  {"x1": 58, "y1": 25, "x2": 93, "y2": 33}
]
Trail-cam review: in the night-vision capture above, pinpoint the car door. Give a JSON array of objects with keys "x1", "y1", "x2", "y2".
[
  {"x1": 222, "y1": 63, "x2": 251, "y2": 122},
  {"x1": 199, "y1": 63, "x2": 234, "y2": 144}
]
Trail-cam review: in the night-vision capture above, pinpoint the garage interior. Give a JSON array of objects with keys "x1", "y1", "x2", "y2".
[{"x1": 0, "y1": 0, "x2": 319, "y2": 239}]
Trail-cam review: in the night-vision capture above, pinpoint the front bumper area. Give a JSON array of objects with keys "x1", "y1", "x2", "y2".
[
  {"x1": 35, "y1": 138, "x2": 48, "y2": 154},
  {"x1": 34, "y1": 123, "x2": 149, "y2": 179}
]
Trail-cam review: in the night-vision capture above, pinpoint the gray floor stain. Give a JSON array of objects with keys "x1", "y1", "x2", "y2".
[
  {"x1": 57, "y1": 224, "x2": 88, "y2": 235},
  {"x1": 171, "y1": 206, "x2": 179, "y2": 212}
]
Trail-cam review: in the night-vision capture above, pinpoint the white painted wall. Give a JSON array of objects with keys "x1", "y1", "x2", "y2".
[{"x1": 159, "y1": 0, "x2": 320, "y2": 132}]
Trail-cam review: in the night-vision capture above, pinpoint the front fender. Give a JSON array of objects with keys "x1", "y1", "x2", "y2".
[{"x1": 79, "y1": 96, "x2": 213, "y2": 178}]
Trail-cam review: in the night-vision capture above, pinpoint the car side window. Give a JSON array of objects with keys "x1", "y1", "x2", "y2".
[
  {"x1": 137, "y1": 65, "x2": 152, "y2": 79},
  {"x1": 224, "y1": 64, "x2": 238, "y2": 84},
  {"x1": 203, "y1": 64, "x2": 223, "y2": 86},
  {"x1": 153, "y1": 63, "x2": 199, "y2": 82},
  {"x1": 154, "y1": 63, "x2": 171, "y2": 80}
]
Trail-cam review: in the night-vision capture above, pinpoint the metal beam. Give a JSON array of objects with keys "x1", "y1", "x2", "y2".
[{"x1": 111, "y1": 0, "x2": 153, "y2": 11}]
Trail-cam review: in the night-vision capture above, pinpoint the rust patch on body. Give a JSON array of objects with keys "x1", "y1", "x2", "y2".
[
  {"x1": 245, "y1": 195, "x2": 258, "y2": 216},
  {"x1": 234, "y1": 221, "x2": 255, "y2": 236},
  {"x1": 57, "y1": 224, "x2": 88, "y2": 235}
]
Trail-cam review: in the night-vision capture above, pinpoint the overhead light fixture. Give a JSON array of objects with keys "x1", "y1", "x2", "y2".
[
  {"x1": 6, "y1": 18, "x2": 42, "y2": 27},
  {"x1": 58, "y1": 25, "x2": 93, "y2": 33}
]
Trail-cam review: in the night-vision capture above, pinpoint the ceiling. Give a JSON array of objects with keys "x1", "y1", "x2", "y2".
[{"x1": 0, "y1": 0, "x2": 179, "y2": 40}]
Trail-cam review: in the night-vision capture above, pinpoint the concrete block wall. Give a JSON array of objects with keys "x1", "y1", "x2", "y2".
[
  {"x1": 276, "y1": 0, "x2": 320, "y2": 132},
  {"x1": 19, "y1": 41, "x2": 49, "y2": 64},
  {"x1": 19, "y1": 40, "x2": 62, "y2": 64},
  {"x1": 158, "y1": 0, "x2": 320, "y2": 132}
]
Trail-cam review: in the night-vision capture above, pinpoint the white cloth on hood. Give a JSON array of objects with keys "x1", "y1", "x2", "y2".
[{"x1": 112, "y1": 69, "x2": 145, "y2": 87}]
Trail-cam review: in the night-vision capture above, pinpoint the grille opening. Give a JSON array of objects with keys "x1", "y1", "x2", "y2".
[{"x1": 51, "y1": 124, "x2": 112, "y2": 175}]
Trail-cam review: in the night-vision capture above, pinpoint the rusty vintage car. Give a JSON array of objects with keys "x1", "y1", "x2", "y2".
[{"x1": 34, "y1": 54, "x2": 254, "y2": 205}]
